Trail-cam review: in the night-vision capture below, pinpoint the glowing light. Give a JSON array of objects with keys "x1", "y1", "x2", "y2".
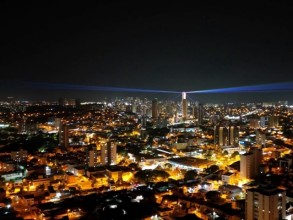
[
  {"x1": 24, "y1": 81, "x2": 180, "y2": 94},
  {"x1": 187, "y1": 82, "x2": 293, "y2": 94},
  {"x1": 19, "y1": 81, "x2": 293, "y2": 96},
  {"x1": 182, "y1": 92, "x2": 186, "y2": 99},
  {"x1": 56, "y1": 192, "x2": 61, "y2": 198}
]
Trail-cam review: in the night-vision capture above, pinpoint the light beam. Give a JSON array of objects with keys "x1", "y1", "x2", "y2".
[
  {"x1": 20, "y1": 81, "x2": 293, "y2": 95},
  {"x1": 186, "y1": 82, "x2": 293, "y2": 94},
  {"x1": 24, "y1": 81, "x2": 181, "y2": 94}
]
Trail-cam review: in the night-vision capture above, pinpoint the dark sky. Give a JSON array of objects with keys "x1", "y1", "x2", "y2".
[{"x1": 1, "y1": 1, "x2": 293, "y2": 103}]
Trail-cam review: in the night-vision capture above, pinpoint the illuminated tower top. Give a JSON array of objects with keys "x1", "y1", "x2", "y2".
[
  {"x1": 182, "y1": 92, "x2": 187, "y2": 121},
  {"x1": 182, "y1": 92, "x2": 186, "y2": 100}
]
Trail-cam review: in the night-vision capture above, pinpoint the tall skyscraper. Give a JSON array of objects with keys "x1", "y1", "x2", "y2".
[
  {"x1": 229, "y1": 126, "x2": 240, "y2": 147},
  {"x1": 214, "y1": 125, "x2": 239, "y2": 147},
  {"x1": 86, "y1": 145, "x2": 98, "y2": 167},
  {"x1": 59, "y1": 124, "x2": 69, "y2": 149},
  {"x1": 197, "y1": 103, "x2": 204, "y2": 125},
  {"x1": 152, "y1": 99, "x2": 158, "y2": 121},
  {"x1": 182, "y1": 92, "x2": 187, "y2": 121},
  {"x1": 101, "y1": 142, "x2": 117, "y2": 165},
  {"x1": 132, "y1": 103, "x2": 137, "y2": 113},
  {"x1": 141, "y1": 115, "x2": 147, "y2": 128},
  {"x1": 240, "y1": 147, "x2": 262, "y2": 180},
  {"x1": 214, "y1": 126, "x2": 228, "y2": 146},
  {"x1": 54, "y1": 118, "x2": 62, "y2": 129},
  {"x1": 246, "y1": 186, "x2": 285, "y2": 220}
]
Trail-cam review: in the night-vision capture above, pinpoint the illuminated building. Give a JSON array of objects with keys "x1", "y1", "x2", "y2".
[
  {"x1": 260, "y1": 116, "x2": 267, "y2": 127},
  {"x1": 66, "y1": 99, "x2": 76, "y2": 106},
  {"x1": 214, "y1": 126, "x2": 228, "y2": 146},
  {"x1": 197, "y1": 103, "x2": 204, "y2": 125},
  {"x1": 256, "y1": 129, "x2": 266, "y2": 146},
  {"x1": 166, "y1": 103, "x2": 174, "y2": 117},
  {"x1": 214, "y1": 126, "x2": 239, "y2": 147},
  {"x1": 246, "y1": 186, "x2": 285, "y2": 220},
  {"x1": 101, "y1": 142, "x2": 117, "y2": 165},
  {"x1": 58, "y1": 97, "x2": 80, "y2": 107},
  {"x1": 221, "y1": 172, "x2": 237, "y2": 185},
  {"x1": 240, "y1": 147, "x2": 262, "y2": 179},
  {"x1": 132, "y1": 103, "x2": 137, "y2": 113},
  {"x1": 45, "y1": 166, "x2": 51, "y2": 176},
  {"x1": 229, "y1": 126, "x2": 240, "y2": 146},
  {"x1": 87, "y1": 145, "x2": 98, "y2": 167},
  {"x1": 141, "y1": 115, "x2": 147, "y2": 127},
  {"x1": 182, "y1": 92, "x2": 187, "y2": 121},
  {"x1": 59, "y1": 124, "x2": 69, "y2": 149},
  {"x1": 11, "y1": 149, "x2": 28, "y2": 162},
  {"x1": 54, "y1": 118, "x2": 62, "y2": 128},
  {"x1": 249, "y1": 118, "x2": 260, "y2": 129},
  {"x1": 152, "y1": 99, "x2": 158, "y2": 121},
  {"x1": 268, "y1": 115, "x2": 279, "y2": 128}
]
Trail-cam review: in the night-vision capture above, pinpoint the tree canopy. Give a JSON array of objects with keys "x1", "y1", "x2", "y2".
[
  {"x1": 184, "y1": 170, "x2": 198, "y2": 180},
  {"x1": 134, "y1": 170, "x2": 169, "y2": 183},
  {"x1": 206, "y1": 165, "x2": 219, "y2": 174}
]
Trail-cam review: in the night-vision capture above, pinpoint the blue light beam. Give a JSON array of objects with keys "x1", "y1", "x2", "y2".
[
  {"x1": 186, "y1": 82, "x2": 293, "y2": 94},
  {"x1": 24, "y1": 81, "x2": 181, "y2": 94}
]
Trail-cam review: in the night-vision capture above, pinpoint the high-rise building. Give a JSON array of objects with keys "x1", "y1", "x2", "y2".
[
  {"x1": 101, "y1": 142, "x2": 117, "y2": 165},
  {"x1": 229, "y1": 126, "x2": 240, "y2": 147},
  {"x1": 214, "y1": 126, "x2": 229, "y2": 146},
  {"x1": 141, "y1": 115, "x2": 147, "y2": 128},
  {"x1": 260, "y1": 116, "x2": 267, "y2": 127},
  {"x1": 197, "y1": 103, "x2": 204, "y2": 125},
  {"x1": 54, "y1": 118, "x2": 62, "y2": 129},
  {"x1": 268, "y1": 115, "x2": 279, "y2": 128},
  {"x1": 240, "y1": 147, "x2": 262, "y2": 180},
  {"x1": 166, "y1": 103, "x2": 174, "y2": 117},
  {"x1": 152, "y1": 99, "x2": 158, "y2": 121},
  {"x1": 214, "y1": 125, "x2": 239, "y2": 147},
  {"x1": 182, "y1": 92, "x2": 187, "y2": 121},
  {"x1": 240, "y1": 152, "x2": 254, "y2": 180},
  {"x1": 256, "y1": 129, "x2": 266, "y2": 146},
  {"x1": 132, "y1": 103, "x2": 137, "y2": 113},
  {"x1": 86, "y1": 145, "x2": 98, "y2": 167},
  {"x1": 246, "y1": 186, "x2": 285, "y2": 220},
  {"x1": 59, "y1": 124, "x2": 69, "y2": 149}
]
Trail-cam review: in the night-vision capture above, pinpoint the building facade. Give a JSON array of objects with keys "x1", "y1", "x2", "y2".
[
  {"x1": 240, "y1": 147, "x2": 262, "y2": 180},
  {"x1": 246, "y1": 186, "x2": 285, "y2": 220},
  {"x1": 101, "y1": 142, "x2": 117, "y2": 165}
]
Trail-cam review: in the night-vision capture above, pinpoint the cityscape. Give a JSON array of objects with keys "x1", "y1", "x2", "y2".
[
  {"x1": 0, "y1": 94, "x2": 293, "y2": 219},
  {"x1": 2, "y1": 1, "x2": 293, "y2": 220}
]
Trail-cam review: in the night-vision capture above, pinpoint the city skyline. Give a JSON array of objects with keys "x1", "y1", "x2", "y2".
[{"x1": 1, "y1": 2, "x2": 293, "y2": 102}]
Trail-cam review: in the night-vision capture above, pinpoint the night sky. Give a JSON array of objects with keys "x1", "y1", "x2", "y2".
[{"x1": 1, "y1": 1, "x2": 293, "y2": 103}]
